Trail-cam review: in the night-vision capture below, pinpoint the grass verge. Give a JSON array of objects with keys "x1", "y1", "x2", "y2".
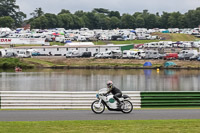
[
  {"x1": 0, "y1": 119, "x2": 199, "y2": 133},
  {"x1": 0, "y1": 58, "x2": 34, "y2": 69},
  {"x1": 23, "y1": 58, "x2": 57, "y2": 67}
]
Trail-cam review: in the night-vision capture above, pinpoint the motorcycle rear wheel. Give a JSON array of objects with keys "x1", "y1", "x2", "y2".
[
  {"x1": 91, "y1": 100, "x2": 105, "y2": 114},
  {"x1": 121, "y1": 100, "x2": 133, "y2": 114}
]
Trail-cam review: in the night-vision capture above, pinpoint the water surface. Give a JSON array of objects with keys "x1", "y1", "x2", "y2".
[{"x1": 0, "y1": 69, "x2": 200, "y2": 91}]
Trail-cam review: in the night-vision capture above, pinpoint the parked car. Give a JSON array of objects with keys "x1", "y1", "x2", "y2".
[
  {"x1": 79, "y1": 52, "x2": 92, "y2": 58},
  {"x1": 66, "y1": 50, "x2": 80, "y2": 58},
  {"x1": 32, "y1": 52, "x2": 40, "y2": 56},
  {"x1": 4, "y1": 52, "x2": 18, "y2": 58},
  {"x1": 18, "y1": 51, "x2": 31, "y2": 58},
  {"x1": 163, "y1": 53, "x2": 178, "y2": 60}
]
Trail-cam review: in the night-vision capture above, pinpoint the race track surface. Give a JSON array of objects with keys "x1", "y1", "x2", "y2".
[{"x1": 0, "y1": 109, "x2": 200, "y2": 121}]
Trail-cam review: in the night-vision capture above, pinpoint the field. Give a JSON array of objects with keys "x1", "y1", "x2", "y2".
[
  {"x1": 23, "y1": 57, "x2": 200, "y2": 69},
  {"x1": 0, "y1": 119, "x2": 199, "y2": 133},
  {"x1": 0, "y1": 57, "x2": 200, "y2": 69}
]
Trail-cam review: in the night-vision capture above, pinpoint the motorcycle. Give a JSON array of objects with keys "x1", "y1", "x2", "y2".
[{"x1": 91, "y1": 88, "x2": 133, "y2": 114}]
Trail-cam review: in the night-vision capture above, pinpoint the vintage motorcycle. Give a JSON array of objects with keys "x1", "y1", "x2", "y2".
[{"x1": 91, "y1": 88, "x2": 133, "y2": 114}]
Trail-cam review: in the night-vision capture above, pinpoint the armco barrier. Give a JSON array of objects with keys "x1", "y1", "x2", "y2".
[
  {"x1": 141, "y1": 92, "x2": 200, "y2": 108},
  {"x1": 0, "y1": 91, "x2": 141, "y2": 109}
]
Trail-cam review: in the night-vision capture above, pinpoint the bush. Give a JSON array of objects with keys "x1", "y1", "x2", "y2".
[{"x1": 0, "y1": 58, "x2": 34, "y2": 69}]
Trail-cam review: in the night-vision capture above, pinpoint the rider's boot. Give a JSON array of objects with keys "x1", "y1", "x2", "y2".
[{"x1": 117, "y1": 102, "x2": 123, "y2": 108}]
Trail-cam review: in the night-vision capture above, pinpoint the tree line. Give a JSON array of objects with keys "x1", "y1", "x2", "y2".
[{"x1": 1, "y1": 0, "x2": 200, "y2": 29}]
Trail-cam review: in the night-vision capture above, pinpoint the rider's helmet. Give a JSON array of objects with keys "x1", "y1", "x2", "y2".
[{"x1": 107, "y1": 80, "x2": 113, "y2": 88}]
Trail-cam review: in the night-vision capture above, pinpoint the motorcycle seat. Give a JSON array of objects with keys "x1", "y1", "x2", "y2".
[{"x1": 122, "y1": 95, "x2": 130, "y2": 99}]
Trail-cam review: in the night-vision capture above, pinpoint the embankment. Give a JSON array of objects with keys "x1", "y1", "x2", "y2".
[{"x1": 22, "y1": 57, "x2": 200, "y2": 70}]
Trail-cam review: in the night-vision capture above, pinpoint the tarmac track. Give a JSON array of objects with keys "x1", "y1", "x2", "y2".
[{"x1": 0, "y1": 109, "x2": 200, "y2": 121}]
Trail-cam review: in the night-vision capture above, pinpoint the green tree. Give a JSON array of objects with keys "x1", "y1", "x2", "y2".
[
  {"x1": 0, "y1": 16, "x2": 15, "y2": 28},
  {"x1": 110, "y1": 16, "x2": 120, "y2": 29},
  {"x1": 133, "y1": 12, "x2": 142, "y2": 18},
  {"x1": 93, "y1": 8, "x2": 110, "y2": 14},
  {"x1": 135, "y1": 15, "x2": 145, "y2": 28},
  {"x1": 44, "y1": 13, "x2": 58, "y2": 28},
  {"x1": 30, "y1": 7, "x2": 44, "y2": 18},
  {"x1": 86, "y1": 12, "x2": 100, "y2": 29},
  {"x1": 146, "y1": 14, "x2": 157, "y2": 29},
  {"x1": 109, "y1": 11, "x2": 120, "y2": 19},
  {"x1": 120, "y1": 14, "x2": 135, "y2": 28},
  {"x1": 57, "y1": 13, "x2": 74, "y2": 29},
  {"x1": 72, "y1": 15, "x2": 84, "y2": 29},
  {"x1": 160, "y1": 12, "x2": 170, "y2": 28},
  {"x1": 0, "y1": 0, "x2": 19, "y2": 17},
  {"x1": 31, "y1": 16, "x2": 48, "y2": 29},
  {"x1": 80, "y1": 15, "x2": 90, "y2": 28},
  {"x1": 74, "y1": 10, "x2": 86, "y2": 17},
  {"x1": 0, "y1": 0, "x2": 26, "y2": 27},
  {"x1": 167, "y1": 12, "x2": 182, "y2": 28},
  {"x1": 185, "y1": 7, "x2": 200, "y2": 28},
  {"x1": 58, "y1": 9, "x2": 70, "y2": 15}
]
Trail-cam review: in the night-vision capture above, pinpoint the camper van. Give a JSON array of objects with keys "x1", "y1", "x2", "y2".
[
  {"x1": 66, "y1": 50, "x2": 81, "y2": 58},
  {"x1": 178, "y1": 50, "x2": 198, "y2": 60},
  {"x1": 95, "y1": 51, "x2": 112, "y2": 58},
  {"x1": 145, "y1": 50, "x2": 161, "y2": 59},
  {"x1": 95, "y1": 50, "x2": 122, "y2": 58},
  {"x1": 122, "y1": 50, "x2": 145, "y2": 59},
  {"x1": 17, "y1": 50, "x2": 32, "y2": 58},
  {"x1": 122, "y1": 50, "x2": 136, "y2": 58}
]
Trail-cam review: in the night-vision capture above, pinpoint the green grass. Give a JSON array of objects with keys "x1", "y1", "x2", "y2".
[
  {"x1": 0, "y1": 58, "x2": 34, "y2": 69},
  {"x1": 50, "y1": 42, "x2": 65, "y2": 46},
  {"x1": 0, "y1": 120, "x2": 199, "y2": 133},
  {"x1": 12, "y1": 44, "x2": 43, "y2": 47},
  {"x1": 24, "y1": 58, "x2": 56, "y2": 67},
  {"x1": 168, "y1": 33, "x2": 197, "y2": 41}
]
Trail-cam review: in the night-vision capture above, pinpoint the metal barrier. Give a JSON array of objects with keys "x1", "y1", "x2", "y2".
[
  {"x1": 0, "y1": 91, "x2": 141, "y2": 109},
  {"x1": 141, "y1": 92, "x2": 200, "y2": 108}
]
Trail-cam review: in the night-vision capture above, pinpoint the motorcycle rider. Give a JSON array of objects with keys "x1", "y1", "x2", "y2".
[{"x1": 105, "y1": 80, "x2": 123, "y2": 107}]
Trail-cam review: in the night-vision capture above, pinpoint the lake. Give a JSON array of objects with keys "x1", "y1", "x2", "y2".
[{"x1": 0, "y1": 69, "x2": 200, "y2": 91}]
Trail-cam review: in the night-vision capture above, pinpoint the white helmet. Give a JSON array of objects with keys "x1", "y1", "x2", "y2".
[{"x1": 107, "y1": 80, "x2": 113, "y2": 88}]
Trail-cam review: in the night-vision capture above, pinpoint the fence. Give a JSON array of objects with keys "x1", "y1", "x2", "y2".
[
  {"x1": 141, "y1": 92, "x2": 200, "y2": 108},
  {"x1": 0, "y1": 91, "x2": 141, "y2": 109},
  {"x1": 0, "y1": 91, "x2": 200, "y2": 109}
]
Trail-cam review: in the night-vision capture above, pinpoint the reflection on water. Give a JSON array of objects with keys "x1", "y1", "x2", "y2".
[{"x1": 0, "y1": 69, "x2": 200, "y2": 91}]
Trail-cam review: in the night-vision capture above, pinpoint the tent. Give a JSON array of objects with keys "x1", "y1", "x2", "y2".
[
  {"x1": 65, "y1": 40, "x2": 72, "y2": 43},
  {"x1": 164, "y1": 61, "x2": 176, "y2": 67},
  {"x1": 162, "y1": 30, "x2": 169, "y2": 33},
  {"x1": 143, "y1": 62, "x2": 152, "y2": 67},
  {"x1": 130, "y1": 30, "x2": 136, "y2": 33}
]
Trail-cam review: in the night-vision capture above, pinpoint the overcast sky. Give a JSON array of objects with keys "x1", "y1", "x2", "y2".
[{"x1": 16, "y1": 0, "x2": 200, "y2": 18}]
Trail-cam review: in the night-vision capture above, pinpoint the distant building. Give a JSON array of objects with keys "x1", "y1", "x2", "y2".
[
  {"x1": 22, "y1": 24, "x2": 31, "y2": 30},
  {"x1": 11, "y1": 44, "x2": 133, "y2": 56}
]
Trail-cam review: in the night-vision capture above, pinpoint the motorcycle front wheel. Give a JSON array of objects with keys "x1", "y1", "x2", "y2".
[
  {"x1": 91, "y1": 100, "x2": 105, "y2": 114},
  {"x1": 121, "y1": 100, "x2": 133, "y2": 114}
]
